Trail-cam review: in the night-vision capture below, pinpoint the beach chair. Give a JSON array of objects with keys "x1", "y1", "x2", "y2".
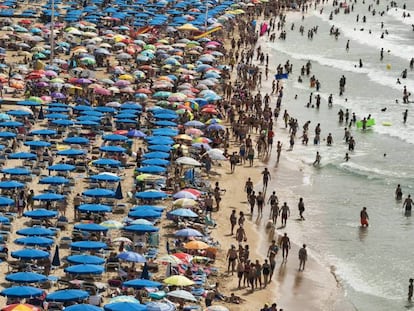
[
  {"x1": 105, "y1": 262, "x2": 120, "y2": 272},
  {"x1": 113, "y1": 203, "x2": 127, "y2": 214},
  {"x1": 59, "y1": 236, "x2": 72, "y2": 248}
]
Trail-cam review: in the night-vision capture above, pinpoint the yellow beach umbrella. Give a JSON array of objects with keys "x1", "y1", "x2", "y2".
[
  {"x1": 184, "y1": 240, "x2": 209, "y2": 250},
  {"x1": 177, "y1": 23, "x2": 200, "y2": 31},
  {"x1": 173, "y1": 198, "x2": 197, "y2": 208},
  {"x1": 163, "y1": 275, "x2": 195, "y2": 286}
]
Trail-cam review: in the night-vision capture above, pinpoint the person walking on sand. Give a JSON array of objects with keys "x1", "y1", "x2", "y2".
[
  {"x1": 403, "y1": 194, "x2": 413, "y2": 216},
  {"x1": 262, "y1": 259, "x2": 271, "y2": 287},
  {"x1": 280, "y1": 233, "x2": 291, "y2": 262},
  {"x1": 244, "y1": 177, "x2": 253, "y2": 200},
  {"x1": 298, "y1": 244, "x2": 308, "y2": 271},
  {"x1": 360, "y1": 207, "x2": 369, "y2": 227},
  {"x1": 279, "y1": 202, "x2": 290, "y2": 227},
  {"x1": 226, "y1": 245, "x2": 238, "y2": 275},
  {"x1": 262, "y1": 167, "x2": 271, "y2": 191},
  {"x1": 230, "y1": 209, "x2": 237, "y2": 235},
  {"x1": 298, "y1": 197, "x2": 305, "y2": 220},
  {"x1": 236, "y1": 225, "x2": 247, "y2": 243},
  {"x1": 276, "y1": 141, "x2": 282, "y2": 163}
]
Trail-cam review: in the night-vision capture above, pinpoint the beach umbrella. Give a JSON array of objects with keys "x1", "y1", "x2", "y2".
[
  {"x1": 141, "y1": 159, "x2": 170, "y2": 166},
  {"x1": 164, "y1": 275, "x2": 194, "y2": 287},
  {"x1": 0, "y1": 181, "x2": 25, "y2": 189},
  {"x1": 63, "y1": 136, "x2": 90, "y2": 145},
  {"x1": 99, "y1": 145, "x2": 126, "y2": 153},
  {"x1": 93, "y1": 158, "x2": 121, "y2": 167},
  {"x1": 137, "y1": 166, "x2": 166, "y2": 174},
  {"x1": 172, "y1": 191, "x2": 197, "y2": 200},
  {"x1": 0, "y1": 132, "x2": 17, "y2": 138},
  {"x1": 176, "y1": 157, "x2": 201, "y2": 166},
  {"x1": 128, "y1": 208, "x2": 162, "y2": 219},
  {"x1": 16, "y1": 227, "x2": 54, "y2": 236},
  {"x1": 15, "y1": 236, "x2": 54, "y2": 247},
  {"x1": 206, "y1": 148, "x2": 226, "y2": 160},
  {"x1": 52, "y1": 245, "x2": 60, "y2": 267},
  {"x1": 146, "y1": 302, "x2": 175, "y2": 311},
  {"x1": 103, "y1": 134, "x2": 128, "y2": 141},
  {"x1": 30, "y1": 129, "x2": 57, "y2": 136},
  {"x1": 33, "y1": 193, "x2": 65, "y2": 201},
  {"x1": 100, "y1": 220, "x2": 124, "y2": 230},
  {"x1": 77, "y1": 204, "x2": 112, "y2": 213},
  {"x1": 83, "y1": 188, "x2": 115, "y2": 198},
  {"x1": 48, "y1": 164, "x2": 76, "y2": 172},
  {"x1": 166, "y1": 290, "x2": 196, "y2": 301},
  {"x1": 1, "y1": 167, "x2": 31, "y2": 175},
  {"x1": 108, "y1": 296, "x2": 140, "y2": 304},
  {"x1": 67, "y1": 254, "x2": 105, "y2": 265},
  {"x1": 8, "y1": 152, "x2": 37, "y2": 160},
  {"x1": 71, "y1": 241, "x2": 107, "y2": 250},
  {"x1": 112, "y1": 237, "x2": 132, "y2": 244},
  {"x1": 123, "y1": 224, "x2": 159, "y2": 233},
  {"x1": 123, "y1": 279, "x2": 162, "y2": 289},
  {"x1": 135, "y1": 190, "x2": 167, "y2": 200},
  {"x1": 2, "y1": 304, "x2": 41, "y2": 311},
  {"x1": 57, "y1": 149, "x2": 86, "y2": 156},
  {"x1": 23, "y1": 209, "x2": 57, "y2": 219},
  {"x1": 184, "y1": 240, "x2": 209, "y2": 250},
  {"x1": 0, "y1": 215, "x2": 9, "y2": 223},
  {"x1": 117, "y1": 251, "x2": 146, "y2": 263},
  {"x1": 24, "y1": 141, "x2": 51, "y2": 148},
  {"x1": 0, "y1": 196, "x2": 15, "y2": 206},
  {"x1": 147, "y1": 145, "x2": 172, "y2": 152},
  {"x1": 142, "y1": 151, "x2": 170, "y2": 159},
  {"x1": 90, "y1": 173, "x2": 120, "y2": 182},
  {"x1": 127, "y1": 129, "x2": 146, "y2": 138},
  {"x1": 64, "y1": 264, "x2": 104, "y2": 275},
  {"x1": 0, "y1": 121, "x2": 23, "y2": 127},
  {"x1": 39, "y1": 176, "x2": 69, "y2": 185},
  {"x1": 156, "y1": 255, "x2": 182, "y2": 265},
  {"x1": 114, "y1": 181, "x2": 123, "y2": 200},
  {"x1": 0, "y1": 286, "x2": 44, "y2": 298},
  {"x1": 174, "y1": 228, "x2": 203, "y2": 237},
  {"x1": 11, "y1": 248, "x2": 49, "y2": 260},
  {"x1": 74, "y1": 223, "x2": 109, "y2": 232},
  {"x1": 153, "y1": 120, "x2": 177, "y2": 127},
  {"x1": 5, "y1": 272, "x2": 47, "y2": 284},
  {"x1": 64, "y1": 305, "x2": 102, "y2": 311},
  {"x1": 172, "y1": 198, "x2": 197, "y2": 208},
  {"x1": 104, "y1": 302, "x2": 146, "y2": 311},
  {"x1": 168, "y1": 208, "x2": 198, "y2": 218},
  {"x1": 46, "y1": 289, "x2": 89, "y2": 302}
]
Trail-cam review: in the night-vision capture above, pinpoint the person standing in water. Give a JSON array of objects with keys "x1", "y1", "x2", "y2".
[
  {"x1": 280, "y1": 233, "x2": 291, "y2": 262},
  {"x1": 313, "y1": 151, "x2": 321, "y2": 166},
  {"x1": 403, "y1": 194, "x2": 413, "y2": 216},
  {"x1": 396, "y1": 184, "x2": 403, "y2": 201},
  {"x1": 408, "y1": 278, "x2": 413, "y2": 301},
  {"x1": 279, "y1": 202, "x2": 290, "y2": 227},
  {"x1": 298, "y1": 197, "x2": 305, "y2": 220},
  {"x1": 360, "y1": 207, "x2": 369, "y2": 227},
  {"x1": 404, "y1": 109, "x2": 408, "y2": 124},
  {"x1": 298, "y1": 244, "x2": 308, "y2": 271}
]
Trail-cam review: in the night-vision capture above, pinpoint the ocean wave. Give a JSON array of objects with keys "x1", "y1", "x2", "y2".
[
  {"x1": 386, "y1": 8, "x2": 414, "y2": 26},
  {"x1": 327, "y1": 161, "x2": 410, "y2": 180}
]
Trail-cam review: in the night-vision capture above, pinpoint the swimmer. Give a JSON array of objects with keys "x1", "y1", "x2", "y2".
[
  {"x1": 396, "y1": 184, "x2": 403, "y2": 201},
  {"x1": 344, "y1": 153, "x2": 350, "y2": 161}
]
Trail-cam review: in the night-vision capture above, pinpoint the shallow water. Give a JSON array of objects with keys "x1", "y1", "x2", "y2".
[{"x1": 259, "y1": 0, "x2": 414, "y2": 310}]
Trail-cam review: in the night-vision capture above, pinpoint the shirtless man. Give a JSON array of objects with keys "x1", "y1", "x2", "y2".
[
  {"x1": 279, "y1": 202, "x2": 290, "y2": 227},
  {"x1": 403, "y1": 194, "x2": 413, "y2": 216},
  {"x1": 226, "y1": 245, "x2": 238, "y2": 274},
  {"x1": 262, "y1": 168, "x2": 271, "y2": 191},
  {"x1": 279, "y1": 233, "x2": 291, "y2": 262}
]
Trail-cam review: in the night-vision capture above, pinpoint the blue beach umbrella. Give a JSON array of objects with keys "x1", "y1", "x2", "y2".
[
  {"x1": 168, "y1": 208, "x2": 198, "y2": 218},
  {"x1": 90, "y1": 173, "x2": 120, "y2": 182},
  {"x1": 74, "y1": 222, "x2": 109, "y2": 231},
  {"x1": 0, "y1": 181, "x2": 25, "y2": 189},
  {"x1": 7, "y1": 110, "x2": 32, "y2": 117},
  {"x1": 30, "y1": 129, "x2": 57, "y2": 136},
  {"x1": 83, "y1": 188, "x2": 115, "y2": 198},
  {"x1": 141, "y1": 159, "x2": 170, "y2": 166},
  {"x1": 0, "y1": 131, "x2": 17, "y2": 138},
  {"x1": 117, "y1": 251, "x2": 147, "y2": 263},
  {"x1": 0, "y1": 121, "x2": 23, "y2": 127},
  {"x1": 15, "y1": 236, "x2": 54, "y2": 247},
  {"x1": 130, "y1": 205, "x2": 164, "y2": 212},
  {"x1": 146, "y1": 137, "x2": 174, "y2": 145},
  {"x1": 123, "y1": 278, "x2": 162, "y2": 289},
  {"x1": 103, "y1": 134, "x2": 128, "y2": 141},
  {"x1": 16, "y1": 227, "x2": 54, "y2": 236},
  {"x1": 11, "y1": 248, "x2": 49, "y2": 260},
  {"x1": 0, "y1": 196, "x2": 14, "y2": 206},
  {"x1": 77, "y1": 204, "x2": 112, "y2": 213},
  {"x1": 65, "y1": 304, "x2": 103, "y2": 311},
  {"x1": 1, "y1": 167, "x2": 31, "y2": 175},
  {"x1": 67, "y1": 254, "x2": 105, "y2": 265},
  {"x1": 63, "y1": 136, "x2": 90, "y2": 145},
  {"x1": 6, "y1": 272, "x2": 48, "y2": 284},
  {"x1": 142, "y1": 152, "x2": 170, "y2": 159},
  {"x1": 48, "y1": 164, "x2": 76, "y2": 172},
  {"x1": 23, "y1": 209, "x2": 58, "y2": 219},
  {"x1": 128, "y1": 209, "x2": 162, "y2": 218},
  {"x1": 39, "y1": 176, "x2": 70, "y2": 185},
  {"x1": 0, "y1": 286, "x2": 44, "y2": 298},
  {"x1": 137, "y1": 166, "x2": 166, "y2": 174},
  {"x1": 92, "y1": 158, "x2": 121, "y2": 167},
  {"x1": 64, "y1": 264, "x2": 104, "y2": 275},
  {"x1": 8, "y1": 152, "x2": 37, "y2": 160},
  {"x1": 127, "y1": 129, "x2": 146, "y2": 137},
  {"x1": 57, "y1": 149, "x2": 86, "y2": 156},
  {"x1": 147, "y1": 145, "x2": 172, "y2": 152},
  {"x1": 153, "y1": 120, "x2": 177, "y2": 126},
  {"x1": 24, "y1": 140, "x2": 52, "y2": 148},
  {"x1": 46, "y1": 289, "x2": 89, "y2": 302},
  {"x1": 33, "y1": 193, "x2": 65, "y2": 201},
  {"x1": 104, "y1": 302, "x2": 147, "y2": 311},
  {"x1": 99, "y1": 145, "x2": 126, "y2": 153},
  {"x1": 71, "y1": 241, "x2": 107, "y2": 250},
  {"x1": 174, "y1": 228, "x2": 203, "y2": 237},
  {"x1": 135, "y1": 190, "x2": 167, "y2": 200},
  {"x1": 52, "y1": 119, "x2": 75, "y2": 126},
  {"x1": 123, "y1": 224, "x2": 160, "y2": 233}
]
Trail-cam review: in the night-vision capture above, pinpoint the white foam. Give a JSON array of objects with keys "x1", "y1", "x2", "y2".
[{"x1": 386, "y1": 8, "x2": 414, "y2": 26}]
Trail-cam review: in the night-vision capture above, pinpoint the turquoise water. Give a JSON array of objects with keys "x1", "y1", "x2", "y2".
[{"x1": 260, "y1": 1, "x2": 414, "y2": 310}]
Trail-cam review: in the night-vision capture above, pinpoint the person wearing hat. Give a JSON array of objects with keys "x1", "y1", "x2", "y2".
[{"x1": 260, "y1": 303, "x2": 270, "y2": 311}]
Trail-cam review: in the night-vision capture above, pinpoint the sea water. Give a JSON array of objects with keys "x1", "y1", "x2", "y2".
[{"x1": 260, "y1": 0, "x2": 414, "y2": 310}]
